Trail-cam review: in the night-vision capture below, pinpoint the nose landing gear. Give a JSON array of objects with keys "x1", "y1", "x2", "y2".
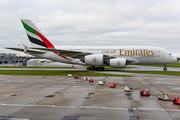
[{"x1": 163, "y1": 64, "x2": 167, "y2": 71}]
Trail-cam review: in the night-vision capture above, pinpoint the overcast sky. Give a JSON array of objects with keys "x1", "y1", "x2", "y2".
[{"x1": 1, "y1": 0, "x2": 180, "y2": 56}]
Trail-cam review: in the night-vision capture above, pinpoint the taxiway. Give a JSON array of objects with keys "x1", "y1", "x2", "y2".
[{"x1": 0, "y1": 75, "x2": 180, "y2": 120}]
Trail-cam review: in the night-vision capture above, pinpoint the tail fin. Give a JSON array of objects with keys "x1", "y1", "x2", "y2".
[{"x1": 21, "y1": 19, "x2": 55, "y2": 49}]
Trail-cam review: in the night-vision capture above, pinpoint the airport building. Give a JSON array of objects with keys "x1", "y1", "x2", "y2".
[
  {"x1": 0, "y1": 53, "x2": 57, "y2": 67},
  {"x1": 0, "y1": 53, "x2": 37, "y2": 66}
]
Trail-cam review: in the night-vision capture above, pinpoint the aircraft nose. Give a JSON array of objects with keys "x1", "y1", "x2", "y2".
[
  {"x1": 173, "y1": 56, "x2": 177, "y2": 62},
  {"x1": 169, "y1": 55, "x2": 177, "y2": 63}
]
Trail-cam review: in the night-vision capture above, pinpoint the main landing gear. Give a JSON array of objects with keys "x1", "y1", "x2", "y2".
[
  {"x1": 87, "y1": 66, "x2": 105, "y2": 71},
  {"x1": 163, "y1": 64, "x2": 167, "y2": 71}
]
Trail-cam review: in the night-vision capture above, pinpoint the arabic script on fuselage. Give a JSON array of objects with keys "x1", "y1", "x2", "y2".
[{"x1": 102, "y1": 50, "x2": 116, "y2": 54}]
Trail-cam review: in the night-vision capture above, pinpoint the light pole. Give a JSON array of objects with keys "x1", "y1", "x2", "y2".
[{"x1": 18, "y1": 44, "x2": 20, "y2": 65}]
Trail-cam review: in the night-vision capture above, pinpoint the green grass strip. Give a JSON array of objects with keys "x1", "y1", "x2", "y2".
[
  {"x1": 0, "y1": 66, "x2": 76, "y2": 69},
  {"x1": 0, "y1": 70, "x2": 130, "y2": 76},
  {"x1": 121, "y1": 71, "x2": 180, "y2": 76}
]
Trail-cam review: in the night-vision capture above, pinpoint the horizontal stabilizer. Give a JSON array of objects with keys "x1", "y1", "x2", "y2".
[{"x1": 5, "y1": 47, "x2": 46, "y2": 54}]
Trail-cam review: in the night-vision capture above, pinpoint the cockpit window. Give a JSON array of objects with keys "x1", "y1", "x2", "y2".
[{"x1": 169, "y1": 53, "x2": 172, "y2": 55}]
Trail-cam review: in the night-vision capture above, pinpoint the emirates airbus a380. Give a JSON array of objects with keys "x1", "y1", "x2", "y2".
[{"x1": 6, "y1": 19, "x2": 177, "y2": 71}]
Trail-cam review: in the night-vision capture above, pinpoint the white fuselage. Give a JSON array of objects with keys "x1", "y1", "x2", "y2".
[{"x1": 30, "y1": 46, "x2": 177, "y2": 66}]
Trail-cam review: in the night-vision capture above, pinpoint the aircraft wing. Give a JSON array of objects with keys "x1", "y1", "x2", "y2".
[
  {"x1": 5, "y1": 47, "x2": 46, "y2": 54},
  {"x1": 30, "y1": 47, "x2": 90, "y2": 58}
]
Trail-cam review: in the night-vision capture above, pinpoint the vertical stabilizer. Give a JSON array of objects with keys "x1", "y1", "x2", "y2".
[{"x1": 21, "y1": 19, "x2": 55, "y2": 49}]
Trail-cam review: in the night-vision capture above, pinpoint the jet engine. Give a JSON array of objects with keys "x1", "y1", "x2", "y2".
[
  {"x1": 110, "y1": 58, "x2": 126, "y2": 67},
  {"x1": 85, "y1": 54, "x2": 103, "y2": 66}
]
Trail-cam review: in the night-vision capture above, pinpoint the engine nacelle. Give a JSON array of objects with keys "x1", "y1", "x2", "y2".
[
  {"x1": 85, "y1": 54, "x2": 103, "y2": 66},
  {"x1": 110, "y1": 58, "x2": 126, "y2": 67}
]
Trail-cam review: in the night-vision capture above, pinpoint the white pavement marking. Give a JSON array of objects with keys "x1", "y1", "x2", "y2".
[
  {"x1": 0, "y1": 103, "x2": 180, "y2": 112},
  {"x1": 137, "y1": 108, "x2": 165, "y2": 111},
  {"x1": 10, "y1": 118, "x2": 29, "y2": 120}
]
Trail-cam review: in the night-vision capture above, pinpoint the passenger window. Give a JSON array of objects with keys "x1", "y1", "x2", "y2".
[{"x1": 169, "y1": 53, "x2": 172, "y2": 55}]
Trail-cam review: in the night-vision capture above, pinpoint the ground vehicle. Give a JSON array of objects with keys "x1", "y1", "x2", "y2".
[
  {"x1": 88, "y1": 79, "x2": 94, "y2": 83},
  {"x1": 124, "y1": 86, "x2": 132, "y2": 92},
  {"x1": 98, "y1": 81, "x2": 105, "y2": 85},
  {"x1": 74, "y1": 75, "x2": 78, "y2": 79},
  {"x1": 109, "y1": 83, "x2": 117, "y2": 88},
  {"x1": 83, "y1": 77, "x2": 90, "y2": 81},
  {"x1": 172, "y1": 97, "x2": 180, "y2": 104},
  {"x1": 157, "y1": 93, "x2": 169, "y2": 101},
  {"x1": 140, "y1": 89, "x2": 151, "y2": 96}
]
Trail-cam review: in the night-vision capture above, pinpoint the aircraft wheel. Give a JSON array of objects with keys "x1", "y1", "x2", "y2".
[
  {"x1": 92, "y1": 67, "x2": 96, "y2": 70},
  {"x1": 87, "y1": 67, "x2": 92, "y2": 70},
  {"x1": 95, "y1": 67, "x2": 99, "y2": 71},
  {"x1": 102, "y1": 67, "x2": 105, "y2": 70},
  {"x1": 163, "y1": 67, "x2": 167, "y2": 71},
  {"x1": 99, "y1": 67, "x2": 104, "y2": 71},
  {"x1": 99, "y1": 67, "x2": 103, "y2": 71}
]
